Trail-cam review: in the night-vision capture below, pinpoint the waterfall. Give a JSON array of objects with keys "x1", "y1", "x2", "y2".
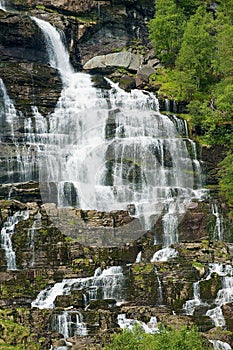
[
  {"x1": 183, "y1": 264, "x2": 233, "y2": 329},
  {"x1": 211, "y1": 203, "x2": 224, "y2": 241},
  {"x1": 0, "y1": 77, "x2": 19, "y2": 139},
  {"x1": 0, "y1": 78, "x2": 38, "y2": 183},
  {"x1": 135, "y1": 251, "x2": 142, "y2": 263},
  {"x1": 182, "y1": 281, "x2": 203, "y2": 316},
  {"x1": 209, "y1": 340, "x2": 232, "y2": 350},
  {"x1": 31, "y1": 266, "x2": 124, "y2": 309},
  {"x1": 1, "y1": 210, "x2": 29, "y2": 270},
  {"x1": 51, "y1": 310, "x2": 87, "y2": 348},
  {"x1": 164, "y1": 99, "x2": 170, "y2": 112},
  {"x1": 206, "y1": 264, "x2": 233, "y2": 327},
  {"x1": 28, "y1": 17, "x2": 205, "y2": 249},
  {"x1": 151, "y1": 247, "x2": 178, "y2": 262},
  {"x1": 117, "y1": 314, "x2": 158, "y2": 334},
  {"x1": 31, "y1": 17, "x2": 74, "y2": 83},
  {"x1": 0, "y1": 0, "x2": 6, "y2": 11},
  {"x1": 154, "y1": 267, "x2": 163, "y2": 303},
  {"x1": 27, "y1": 211, "x2": 41, "y2": 267}
]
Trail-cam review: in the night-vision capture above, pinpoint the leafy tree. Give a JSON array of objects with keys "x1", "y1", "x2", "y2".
[
  {"x1": 147, "y1": 0, "x2": 233, "y2": 211},
  {"x1": 148, "y1": 0, "x2": 186, "y2": 65},
  {"x1": 104, "y1": 324, "x2": 211, "y2": 350},
  {"x1": 175, "y1": 6, "x2": 214, "y2": 97},
  {"x1": 175, "y1": 0, "x2": 203, "y2": 16},
  {"x1": 218, "y1": 0, "x2": 233, "y2": 23},
  {"x1": 214, "y1": 24, "x2": 233, "y2": 77}
]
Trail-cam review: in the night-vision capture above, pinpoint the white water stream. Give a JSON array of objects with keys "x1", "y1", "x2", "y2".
[
  {"x1": 118, "y1": 314, "x2": 159, "y2": 334},
  {"x1": 211, "y1": 203, "x2": 224, "y2": 241},
  {"x1": 51, "y1": 310, "x2": 87, "y2": 349},
  {"x1": 27, "y1": 211, "x2": 41, "y2": 267},
  {"x1": 183, "y1": 264, "x2": 233, "y2": 328},
  {"x1": 0, "y1": 0, "x2": 6, "y2": 11},
  {"x1": 27, "y1": 17, "x2": 205, "y2": 252},
  {"x1": 209, "y1": 340, "x2": 232, "y2": 350},
  {"x1": 1, "y1": 210, "x2": 29, "y2": 270},
  {"x1": 32, "y1": 266, "x2": 124, "y2": 309}
]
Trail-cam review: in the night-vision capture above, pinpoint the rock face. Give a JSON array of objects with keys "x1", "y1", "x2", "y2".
[
  {"x1": 0, "y1": 199, "x2": 232, "y2": 348},
  {"x1": 0, "y1": 1, "x2": 233, "y2": 350},
  {"x1": 0, "y1": 12, "x2": 62, "y2": 115},
  {"x1": 12, "y1": 0, "x2": 99, "y2": 13}
]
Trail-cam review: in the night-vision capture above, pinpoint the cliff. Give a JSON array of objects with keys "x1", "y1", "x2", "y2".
[{"x1": 0, "y1": 1, "x2": 232, "y2": 349}]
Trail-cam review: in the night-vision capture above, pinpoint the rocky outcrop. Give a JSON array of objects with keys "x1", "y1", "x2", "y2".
[
  {"x1": 83, "y1": 51, "x2": 143, "y2": 72},
  {"x1": 12, "y1": 0, "x2": 99, "y2": 13},
  {"x1": 0, "y1": 12, "x2": 62, "y2": 115},
  {"x1": 0, "y1": 198, "x2": 232, "y2": 348}
]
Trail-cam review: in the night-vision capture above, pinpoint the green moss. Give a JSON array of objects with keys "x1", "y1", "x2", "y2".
[
  {"x1": 0, "y1": 200, "x2": 12, "y2": 208},
  {"x1": 199, "y1": 273, "x2": 222, "y2": 301},
  {"x1": 64, "y1": 236, "x2": 75, "y2": 242},
  {"x1": 192, "y1": 262, "x2": 204, "y2": 269},
  {"x1": 35, "y1": 5, "x2": 45, "y2": 10},
  {"x1": 0, "y1": 311, "x2": 40, "y2": 350}
]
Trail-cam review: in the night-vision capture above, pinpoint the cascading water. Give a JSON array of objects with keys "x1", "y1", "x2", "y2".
[
  {"x1": 135, "y1": 251, "x2": 142, "y2": 263},
  {"x1": 182, "y1": 281, "x2": 203, "y2": 316},
  {"x1": 1, "y1": 210, "x2": 29, "y2": 270},
  {"x1": 0, "y1": 0, "x2": 6, "y2": 11},
  {"x1": 183, "y1": 264, "x2": 233, "y2": 329},
  {"x1": 211, "y1": 203, "x2": 224, "y2": 241},
  {"x1": 206, "y1": 264, "x2": 233, "y2": 327},
  {"x1": 0, "y1": 78, "x2": 38, "y2": 183},
  {"x1": 29, "y1": 17, "x2": 205, "y2": 250},
  {"x1": 154, "y1": 267, "x2": 163, "y2": 303},
  {"x1": 209, "y1": 340, "x2": 232, "y2": 350},
  {"x1": 117, "y1": 314, "x2": 159, "y2": 334},
  {"x1": 27, "y1": 211, "x2": 41, "y2": 267},
  {"x1": 31, "y1": 266, "x2": 124, "y2": 309},
  {"x1": 51, "y1": 310, "x2": 87, "y2": 349}
]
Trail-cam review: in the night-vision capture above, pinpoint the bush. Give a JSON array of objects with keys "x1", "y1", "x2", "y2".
[{"x1": 104, "y1": 324, "x2": 211, "y2": 350}]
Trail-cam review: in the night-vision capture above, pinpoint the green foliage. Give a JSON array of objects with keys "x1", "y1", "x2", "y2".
[
  {"x1": 148, "y1": 0, "x2": 186, "y2": 65},
  {"x1": 104, "y1": 325, "x2": 211, "y2": 350},
  {"x1": 218, "y1": 153, "x2": 233, "y2": 212},
  {"x1": 175, "y1": 0, "x2": 203, "y2": 16},
  {"x1": 218, "y1": 0, "x2": 233, "y2": 23},
  {"x1": 176, "y1": 6, "x2": 214, "y2": 96},
  {"x1": 148, "y1": 1, "x2": 233, "y2": 209},
  {"x1": 149, "y1": 68, "x2": 182, "y2": 100},
  {"x1": 213, "y1": 18, "x2": 233, "y2": 77}
]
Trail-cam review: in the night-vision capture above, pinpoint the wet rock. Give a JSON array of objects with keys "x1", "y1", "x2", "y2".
[
  {"x1": 135, "y1": 65, "x2": 155, "y2": 87},
  {"x1": 199, "y1": 273, "x2": 222, "y2": 302},
  {"x1": 222, "y1": 303, "x2": 233, "y2": 331},
  {"x1": 88, "y1": 299, "x2": 117, "y2": 310},
  {"x1": 55, "y1": 290, "x2": 84, "y2": 308},
  {"x1": 119, "y1": 75, "x2": 136, "y2": 91}
]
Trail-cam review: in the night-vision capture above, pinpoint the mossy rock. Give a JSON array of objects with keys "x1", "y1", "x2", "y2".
[
  {"x1": 54, "y1": 290, "x2": 84, "y2": 309},
  {"x1": 199, "y1": 272, "x2": 222, "y2": 302},
  {"x1": 119, "y1": 75, "x2": 136, "y2": 92},
  {"x1": 88, "y1": 299, "x2": 116, "y2": 310},
  {"x1": 0, "y1": 310, "x2": 40, "y2": 349},
  {"x1": 130, "y1": 263, "x2": 159, "y2": 305}
]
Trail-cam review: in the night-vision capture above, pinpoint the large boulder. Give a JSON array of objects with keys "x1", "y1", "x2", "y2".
[{"x1": 83, "y1": 52, "x2": 142, "y2": 72}]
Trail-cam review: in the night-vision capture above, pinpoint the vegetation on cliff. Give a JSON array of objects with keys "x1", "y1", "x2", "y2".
[
  {"x1": 104, "y1": 324, "x2": 211, "y2": 350},
  {"x1": 148, "y1": 0, "x2": 233, "y2": 212}
]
